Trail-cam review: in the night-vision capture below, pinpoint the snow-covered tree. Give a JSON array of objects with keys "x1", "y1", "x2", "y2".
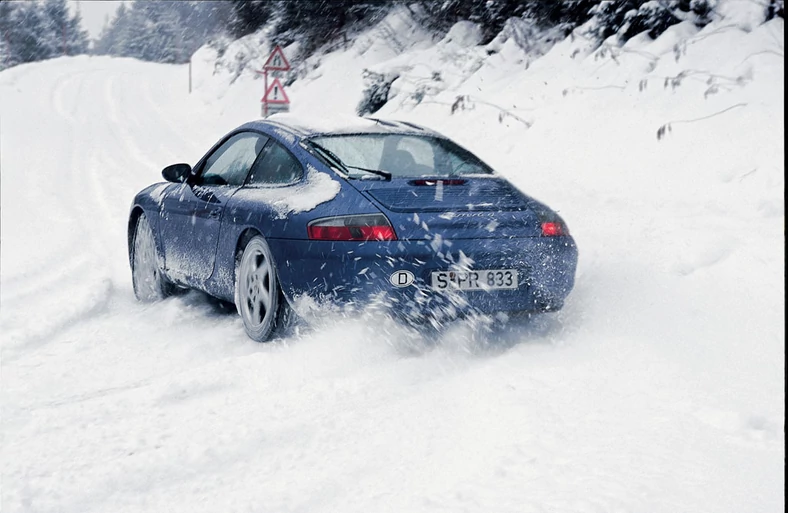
[
  {"x1": 7, "y1": 1, "x2": 52, "y2": 63},
  {"x1": 588, "y1": 0, "x2": 718, "y2": 42},
  {"x1": 0, "y1": 0, "x2": 88, "y2": 71},
  {"x1": 93, "y1": 4, "x2": 128, "y2": 57},
  {"x1": 228, "y1": 0, "x2": 274, "y2": 39},
  {"x1": 93, "y1": 1, "x2": 231, "y2": 64},
  {"x1": 39, "y1": 0, "x2": 88, "y2": 57},
  {"x1": 766, "y1": 0, "x2": 784, "y2": 19},
  {"x1": 0, "y1": 1, "x2": 15, "y2": 70}
]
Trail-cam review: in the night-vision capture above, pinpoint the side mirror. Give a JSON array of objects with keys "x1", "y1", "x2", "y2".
[{"x1": 162, "y1": 163, "x2": 192, "y2": 183}]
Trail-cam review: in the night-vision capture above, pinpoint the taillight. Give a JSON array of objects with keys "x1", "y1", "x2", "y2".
[
  {"x1": 541, "y1": 221, "x2": 568, "y2": 237},
  {"x1": 308, "y1": 214, "x2": 397, "y2": 241}
]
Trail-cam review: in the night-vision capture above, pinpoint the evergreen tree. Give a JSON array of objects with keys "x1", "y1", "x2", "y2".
[
  {"x1": 271, "y1": 0, "x2": 387, "y2": 55},
  {"x1": 0, "y1": 0, "x2": 88, "y2": 70},
  {"x1": 588, "y1": 0, "x2": 717, "y2": 42},
  {"x1": 9, "y1": 1, "x2": 52, "y2": 63},
  {"x1": 94, "y1": 4, "x2": 135, "y2": 58},
  {"x1": 94, "y1": 1, "x2": 231, "y2": 64},
  {"x1": 3, "y1": 0, "x2": 738, "y2": 74},
  {"x1": 41, "y1": 0, "x2": 71, "y2": 57},
  {"x1": 766, "y1": 0, "x2": 784, "y2": 19},
  {"x1": 0, "y1": 1, "x2": 16, "y2": 69},
  {"x1": 228, "y1": 0, "x2": 273, "y2": 39},
  {"x1": 524, "y1": 0, "x2": 597, "y2": 32},
  {"x1": 40, "y1": 0, "x2": 88, "y2": 57},
  {"x1": 65, "y1": 8, "x2": 89, "y2": 55}
]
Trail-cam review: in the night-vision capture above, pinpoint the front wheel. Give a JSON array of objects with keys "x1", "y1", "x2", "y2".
[
  {"x1": 131, "y1": 213, "x2": 174, "y2": 301},
  {"x1": 235, "y1": 236, "x2": 290, "y2": 342}
]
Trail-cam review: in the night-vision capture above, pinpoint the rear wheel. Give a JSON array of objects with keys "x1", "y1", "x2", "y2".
[
  {"x1": 132, "y1": 213, "x2": 174, "y2": 301},
  {"x1": 235, "y1": 236, "x2": 289, "y2": 342}
]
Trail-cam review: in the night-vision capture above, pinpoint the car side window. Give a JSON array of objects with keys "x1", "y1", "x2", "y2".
[
  {"x1": 247, "y1": 140, "x2": 303, "y2": 185},
  {"x1": 200, "y1": 132, "x2": 268, "y2": 186}
]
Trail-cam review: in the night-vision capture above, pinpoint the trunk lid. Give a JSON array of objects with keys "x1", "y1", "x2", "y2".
[{"x1": 351, "y1": 177, "x2": 544, "y2": 240}]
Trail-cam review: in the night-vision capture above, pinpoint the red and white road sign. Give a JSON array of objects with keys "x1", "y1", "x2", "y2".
[
  {"x1": 262, "y1": 78, "x2": 290, "y2": 105},
  {"x1": 263, "y1": 45, "x2": 290, "y2": 71},
  {"x1": 258, "y1": 46, "x2": 292, "y2": 116}
]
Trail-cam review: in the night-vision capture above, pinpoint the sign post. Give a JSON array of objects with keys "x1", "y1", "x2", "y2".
[{"x1": 256, "y1": 45, "x2": 291, "y2": 118}]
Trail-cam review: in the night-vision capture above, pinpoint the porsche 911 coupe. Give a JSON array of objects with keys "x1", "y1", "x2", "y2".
[{"x1": 128, "y1": 116, "x2": 578, "y2": 341}]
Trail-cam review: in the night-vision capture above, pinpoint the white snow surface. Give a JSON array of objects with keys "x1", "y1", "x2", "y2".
[{"x1": 1, "y1": 6, "x2": 784, "y2": 513}]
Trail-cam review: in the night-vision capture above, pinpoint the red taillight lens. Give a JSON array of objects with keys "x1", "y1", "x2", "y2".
[
  {"x1": 541, "y1": 221, "x2": 566, "y2": 237},
  {"x1": 308, "y1": 214, "x2": 397, "y2": 241}
]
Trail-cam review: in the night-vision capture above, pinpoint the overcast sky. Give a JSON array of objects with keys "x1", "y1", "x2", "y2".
[{"x1": 67, "y1": 1, "x2": 127, "y2": 39}]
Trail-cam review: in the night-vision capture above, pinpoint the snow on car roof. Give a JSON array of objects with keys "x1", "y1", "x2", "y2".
[{"x1": 259, "y1": 113, "x2": 437, "y2": 138}]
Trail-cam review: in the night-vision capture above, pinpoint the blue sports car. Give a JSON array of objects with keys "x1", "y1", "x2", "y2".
[{"x1": 128, "y1": 116, "x2": 577, "y2": 341}]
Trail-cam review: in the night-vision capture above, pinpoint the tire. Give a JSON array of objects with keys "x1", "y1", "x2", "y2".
[
  {"x1": 235, "y1": 235, "x2": 290, "y2": 342},
  {"x1": 131, "y1": 213, "x2": 174, "y2": 302}
]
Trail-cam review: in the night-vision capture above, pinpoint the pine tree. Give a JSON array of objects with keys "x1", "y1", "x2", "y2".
[
  {"x1": 588, "y1": 0, "x2": 718, "y2": 42},
  {"x1": 525, "y1": 0, "x2": 597, "y2": 32},
  {"x1": 65, "y1": 8, "x2": 89, "y2": 55},
  {"x1": 9, "y1": 1, "x2": 52, "y2": 63},
  {"x1": 272, "y1": 0, "x2": 387, "y2": 56},
  {"x1": 93, "y1": 1, "x2": 230, "y2": 64},
  {"x1": 766, "y1": 0, "x2": 784, "y2": 19},
  {"x1": 39, "y1": 0, "x2": 88, "y2": 57},
  {"x1": 0, "y1": 1, "x2": 16, "y2": 70},
  {"x1": 0, "y1": 0, "x2": 88, "y2": 70},
  {"x1": 228, "y1": 0, "x2": 273, "y2": 39},
  {"x1": 41, "y1": 0, "x2": 70, "y2": 57}
]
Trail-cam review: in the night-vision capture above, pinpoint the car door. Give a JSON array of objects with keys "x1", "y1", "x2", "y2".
[{"x1": 159, "y1": 131, "x2": 269, "y2": 285}]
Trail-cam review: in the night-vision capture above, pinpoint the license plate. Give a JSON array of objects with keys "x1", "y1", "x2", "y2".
[{"x1": 431, "y1": 269, "x2": 518, "y2": 291}]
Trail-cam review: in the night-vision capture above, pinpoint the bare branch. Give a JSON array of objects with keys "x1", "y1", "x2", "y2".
[{"x1": 656, "y1": 103, "x2": 748, "y2": 140}]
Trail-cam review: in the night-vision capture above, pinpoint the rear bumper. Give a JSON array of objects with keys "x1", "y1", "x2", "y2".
[{"x1": 270, "y1": 236, "x2": 578, "y2": 319}]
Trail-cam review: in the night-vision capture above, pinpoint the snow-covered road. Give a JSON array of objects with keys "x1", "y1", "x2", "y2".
[{"x1": 1, "y1": 40, "x2": 784, "y2": 513}]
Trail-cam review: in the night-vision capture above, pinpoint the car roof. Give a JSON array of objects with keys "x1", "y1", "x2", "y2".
[{"x1": 241, "y1": 114, "x2": 443, "y2": 140}]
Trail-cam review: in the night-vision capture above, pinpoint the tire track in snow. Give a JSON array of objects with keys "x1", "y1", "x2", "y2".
[
  {"x1": 102, "y1": 73, "x2": 164, "y2": 172},
  {"x1": 1, "y1": 71, "x2": 98, "y2": 296},
  {"x1": 2, "y1": 66, "x2": 121, "y2": 353},
  {"x1": 2, "y1": 279, "x2": 113, "y2": 362},
  {"x1": 0, "y1": 250, "x2": 95, "y2": 302},
  {"x1": 4, "y1": 61, "x2": 236, "y2": 356},
  {"x1": 50, "y1": 69, "x2": 91, "y2": 123}
]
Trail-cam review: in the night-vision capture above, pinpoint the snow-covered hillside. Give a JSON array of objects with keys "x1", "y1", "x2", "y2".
[{"x1": 1, "y1": 2, "x2": 783, "y2": 512}]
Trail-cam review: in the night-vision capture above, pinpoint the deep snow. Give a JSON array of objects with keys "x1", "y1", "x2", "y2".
[{"x1": 1, "y1": 4, "x2": 784, "y2": 513}]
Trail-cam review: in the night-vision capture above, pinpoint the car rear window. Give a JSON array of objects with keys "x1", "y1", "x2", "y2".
[{"x1": 309, "y1": 134, "x2": 493, "y2": 178}]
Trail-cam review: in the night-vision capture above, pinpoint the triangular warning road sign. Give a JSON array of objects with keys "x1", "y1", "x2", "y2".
[
  {"x1": 263, "y1": 45, "x2": 291, "y2": 71},
  {"x1": 262, "y1": 78, "x2": 290, "y2": 104}
]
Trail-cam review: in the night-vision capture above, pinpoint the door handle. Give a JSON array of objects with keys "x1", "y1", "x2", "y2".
[{"x1": 208, "y1": 209, "x2": 222, "y2": 219}]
